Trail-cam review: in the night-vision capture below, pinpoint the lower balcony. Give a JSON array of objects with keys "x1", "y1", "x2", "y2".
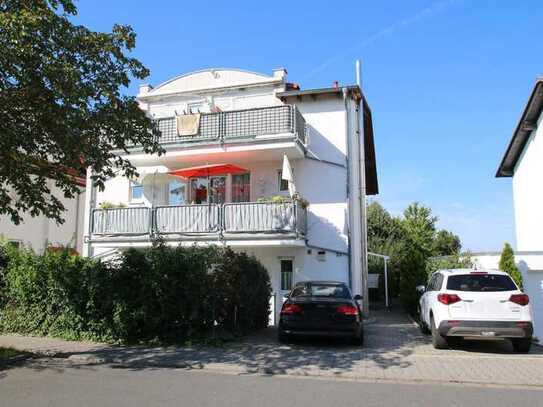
[{"x1": 89, "y1": 201, "x2": 307, "y2": 244}]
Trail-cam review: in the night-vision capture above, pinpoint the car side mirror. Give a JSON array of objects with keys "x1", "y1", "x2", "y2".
[
  {"x1": 416, "y1": 285, "x2": 426, "y2": 294},
  {"x1": 353, "y1": 294, "x2": 362, "y2": 301},
  {"x1": 283, "y1": 293, "x2": 290, "y2": 299}
]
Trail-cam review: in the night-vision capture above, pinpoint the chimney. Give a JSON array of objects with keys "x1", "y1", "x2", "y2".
[
  {"x1": 139, "y1": 83, "x2": 153, "y2": 95},
  {"x1": 273, "y1": 67, "x2": 288, "y2": 80}
]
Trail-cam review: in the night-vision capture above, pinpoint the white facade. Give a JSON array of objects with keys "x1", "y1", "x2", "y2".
[
  {"x1": 0, "y1": 182, "x2": 86, "y2": 254},
  {"x1": 494, "y1": 77, "x2": 543, "y2": 341},
  {"x1": 82, "y1": 68, "x2": 378, "y2": 322},
  {"x1": 512, "y1": 109, "x2": 543, "y2": 251}
]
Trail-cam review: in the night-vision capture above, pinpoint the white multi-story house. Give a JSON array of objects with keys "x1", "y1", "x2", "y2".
[
  {"x1": 82, "y1": 68, "x2": 378, "y2": 322},
  {"x1": 474, "y1": 77, "x2": 543, "y2": 340},
  {"x1": 0, "y1": 177, "x2": 86, "y2": 254}
]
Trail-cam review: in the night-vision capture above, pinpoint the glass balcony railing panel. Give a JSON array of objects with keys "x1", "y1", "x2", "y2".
[
  {"x1": 91, "y1": 208, "x2": 151, "y2": 235},
  {"x1": 155, "y1": 205, "x2": 220, "y2": 234}
]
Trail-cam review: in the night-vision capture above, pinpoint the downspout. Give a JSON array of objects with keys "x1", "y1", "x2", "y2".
[
  {"x1": 342, "y1": 87, "x2": 353, "y2": 290},
  {"x1": 74, "y1": 189, "x2": 81, "y2": 252}
]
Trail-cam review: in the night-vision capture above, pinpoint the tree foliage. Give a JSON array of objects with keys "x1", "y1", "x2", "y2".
[
  {"x1": 0, "y1": 0, "x2": 162, "y2": 224},
  {"x1": 433, "y1": 230, "x2": 461, "y2": 256},
  {"x1": 367, "y1": 201, "x2": 463, "y2": 313},
  {"x1": 499, "y1": 242, "x2": 523, "y2": 289}
]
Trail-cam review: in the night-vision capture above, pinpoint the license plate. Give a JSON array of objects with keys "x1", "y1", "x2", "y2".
[{"x1": 481, "y1": 331, "x2": 496, "y2": 337}]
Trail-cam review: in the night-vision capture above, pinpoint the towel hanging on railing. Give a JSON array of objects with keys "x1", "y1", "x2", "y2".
[{"x1": 176, "y1": 113, "x2": 201, "y2": 137}]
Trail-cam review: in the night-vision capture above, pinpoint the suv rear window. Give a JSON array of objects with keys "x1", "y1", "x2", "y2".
[
  {"x1": 291, "y1": 283, "x2": 350, "y2": 298},
  {"x1": 446, "y1": 274, "x2": 517, "y2": 292}
]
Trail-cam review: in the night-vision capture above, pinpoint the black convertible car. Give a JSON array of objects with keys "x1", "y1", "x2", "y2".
[{"x1": 278, "y1": 281, "x2": 364, "y2": 345}]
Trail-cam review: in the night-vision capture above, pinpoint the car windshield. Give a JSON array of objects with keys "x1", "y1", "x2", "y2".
[
  {"x1": 291, "y1": 283, "x2": 350, "y2": 298},
  {"x1": 446, "y1": 274, "x2": 517, "y2": 292}
]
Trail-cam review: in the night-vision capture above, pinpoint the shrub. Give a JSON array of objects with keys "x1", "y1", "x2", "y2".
[
  {"x1": 499, "y1": 243, "x2": 523, "y2": 289},
  {"x1": 0, "y1": 243, "x2": 271, "y2": 344}
]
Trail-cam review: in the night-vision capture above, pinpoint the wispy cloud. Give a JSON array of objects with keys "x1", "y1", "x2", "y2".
[{"x1": 303, "y1": 0, "x2": 461, "y2": 80}]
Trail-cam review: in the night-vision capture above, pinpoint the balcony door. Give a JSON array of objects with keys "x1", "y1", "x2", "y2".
[
  {"x1": 209, "y1": 176, "x2": 226, "y2": 204},
  {"x1": 189, "y1": 176, "x2": 226, "y2": 204},
  {"x1": 232, "y1": 173, "x2": 250, "y2": 202}
]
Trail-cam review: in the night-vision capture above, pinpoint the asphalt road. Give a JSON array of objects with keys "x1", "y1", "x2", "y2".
[{"x1": 1, "y1": 363, "x2": 542, "y2": 407}]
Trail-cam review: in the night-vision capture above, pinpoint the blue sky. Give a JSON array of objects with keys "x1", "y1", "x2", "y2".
[{"x1": 74, "y1": 0, "x2": 543, "y2": 251}]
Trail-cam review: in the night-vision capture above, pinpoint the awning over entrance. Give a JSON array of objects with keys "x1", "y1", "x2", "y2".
[{"x1": 168, "y1": 164, "x2": 248, "y2": 179}]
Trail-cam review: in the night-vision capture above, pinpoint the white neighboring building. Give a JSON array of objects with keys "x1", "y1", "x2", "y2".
[
  {"x1": 82, "y1": 68, "x2": 378, "y2": 322},
  {"x1": 0, "y1": 179, "x2": 86, "y2": 254},
  {"x1": 478, "y1": 76, "x2": 543, "y2": 341}
]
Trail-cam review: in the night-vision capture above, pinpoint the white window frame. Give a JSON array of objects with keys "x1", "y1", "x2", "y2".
[
  {"x1": 129, "y1": 181, "x2": 144, "y2": 204},
  {"x1": 277, "y1": 170, "x2": 289, "y2": 192}
]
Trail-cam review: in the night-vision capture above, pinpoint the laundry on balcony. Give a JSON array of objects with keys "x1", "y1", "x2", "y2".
[{"x1": 176, "y1": 113, "x2": 201, "y2": 136}]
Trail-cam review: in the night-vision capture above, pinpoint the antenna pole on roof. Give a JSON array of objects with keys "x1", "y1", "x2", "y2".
[{"x1": 356, "y1": 59, "x2": 362, "y2": 89}]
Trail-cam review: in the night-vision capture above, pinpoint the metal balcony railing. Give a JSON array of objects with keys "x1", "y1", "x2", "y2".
[
  {"x1": 150, "y1": 105, "x2": 306, "y2": 146},
  {"x1": 90, "y1": 201, "x2": 307, "y2": 238},
  {"x1": 91, "y1": 207, "x2": 151, "y2": 235},
  {"x1": 155, "y1": 205, "x2": 220, "y2": 234}
]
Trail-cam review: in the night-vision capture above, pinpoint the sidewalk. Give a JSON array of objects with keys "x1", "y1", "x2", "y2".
[{"x1": 2, "y1": 309, "x2": 543, "y2": 387}]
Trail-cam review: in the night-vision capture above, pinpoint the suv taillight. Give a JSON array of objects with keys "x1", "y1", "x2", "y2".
[
  {"x1": 336, "y1": 305, "x2": 358, "y2": 316},
  {"x1": 437, "y1": 293, "x2": 461, "y2": 305},
  {"x1": 281, "y1": 303, "x2": 302, "y2": 315},
  {"x1": 509, "y1": 294, "x2": 529, "y2": 306}
]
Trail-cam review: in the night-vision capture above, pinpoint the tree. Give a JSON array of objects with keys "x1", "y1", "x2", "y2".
[
  {"x1": 0, "y1": 0, "x2": 162, "y2": 224},
  {"x1": 402, "y1": 202, "x2": 437, "y2": 257},
  {"x1": 433, "y1": 230, "x2": 461, "y2": 256},
  {"x1": 499, "y1": 243, "x2": 523, "y2": 289}
]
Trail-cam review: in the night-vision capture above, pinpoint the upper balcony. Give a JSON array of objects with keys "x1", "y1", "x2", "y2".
[{"x1": 125, "y1": 105, "x2": 307, "y2": 165}]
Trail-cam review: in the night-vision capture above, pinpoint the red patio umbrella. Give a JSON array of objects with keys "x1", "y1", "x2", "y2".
[{"x1": 168, "y1": 164, "x2": 248, "y2": 179}]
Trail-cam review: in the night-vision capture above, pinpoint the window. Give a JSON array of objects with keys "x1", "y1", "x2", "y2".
[
  {"x1": 169, "y1": 179, "x2": 187, "y2": 205},
  {"x1": 232, "y1": 173, "x2": 250, "y2": 202},
  {"x1": 280, "y1": 259, "x2": 293, "y2": 291},
  {"x1": 427, "y1": 273, "x2": 442, "y2": 291},
  {"x1": 130, "y1": 181, "x2": 143, "y2": 201},
  {"x1": 277, "y1": 170, "x2": 289, "y2": 192},
  {"x1": 291, "y1": 282, "x2": 350, "y2": 299},
  {"x1": 434, "y1": 274, "x2": 444, "y2": 291},
  {"x1": 446, "y1": 274, "x2": 517, "y2": 292}
]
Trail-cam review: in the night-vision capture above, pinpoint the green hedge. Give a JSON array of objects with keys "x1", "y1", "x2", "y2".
[{"x1": 0, "y1": 243, "x2": 271, "y2": 343}]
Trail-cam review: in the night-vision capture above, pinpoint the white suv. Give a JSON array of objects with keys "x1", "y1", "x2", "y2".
[{"x1": 418, "y1": 268, "x2": 533, "y2": 352}]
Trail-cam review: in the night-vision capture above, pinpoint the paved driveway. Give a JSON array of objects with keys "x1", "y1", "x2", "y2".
[{"x1": 2, "y1": 309, "x2": 542, "y2": 386}]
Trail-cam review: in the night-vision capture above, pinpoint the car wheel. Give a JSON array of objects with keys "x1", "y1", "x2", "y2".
[
  {"x1": 352, "y1": 328, "x2": 364, "y2": 346},
  {"x1": 418, "y1": 307, "x2": 430, "y2": 335},
  {"x1": 278, "y1": 329, "x2": 290, "y2": 344},
  {"x1": 512, "y1": 338, "x2": 532, "y2": 353},
  {"x1": 430, "y1": 315, "x2": 448, "y2": 350}
]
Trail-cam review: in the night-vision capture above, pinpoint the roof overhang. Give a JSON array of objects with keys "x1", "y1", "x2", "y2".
[
  {"x1": 277, "y1": 85, "x2": 378, "y2": 195},
  {"x1": 496, "y1": 78, "x2": 543, "y2": 177},
  {"x1": 276, "y1": 85, "x2": 362, "y2": 101}
]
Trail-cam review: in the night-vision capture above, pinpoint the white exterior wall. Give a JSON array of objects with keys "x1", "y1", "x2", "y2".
[
  {"x1": 0, "y1": 183, "x2": 85, "y2": 254},
  {"x1": 472, "y1": 252, "x2": 543, "y2": 341},
  {"x1": 84, "y1": 69, "x2": 370, "y2": 322},
  {"x1": 237, "y1": 246, "x2": 349, "y2": 323},
  {"x1": 512, "y1": 111, "x2": 543, "y2": 251}
]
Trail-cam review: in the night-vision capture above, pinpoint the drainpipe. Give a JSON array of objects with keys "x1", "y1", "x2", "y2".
[{"x1": 357, "y1": 60, "x2": 370, "y2": 315}]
